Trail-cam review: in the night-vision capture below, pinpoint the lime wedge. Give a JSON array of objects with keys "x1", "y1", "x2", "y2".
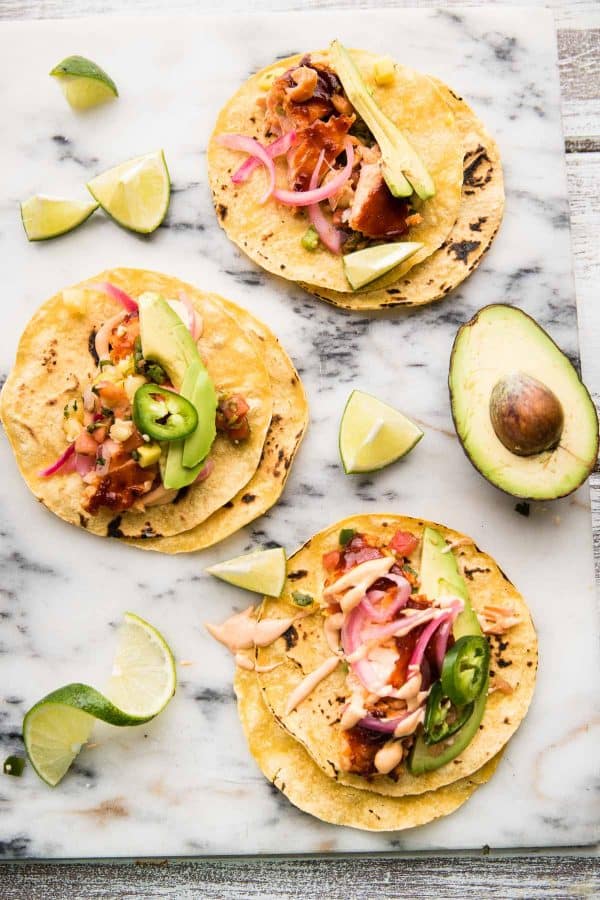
[
  {"x1": 343, "y1": 242, "x2": 423, "y2": 290},
  {"x1": 86, "y1": 150, "x2": 170, "y2": 234},
  {"x1": 339, "y1": 389, "x2": 423, "y2": 473},
  {"x1": 206, "y1": 547, "x2": 287, "y2": 597},
  {"x1": 50, "y1": 55, "x2": 118, "y2": 110},
  {"x1": 23, "y1": 613, "x2": 176, "y2": 786},
  {"x1": 20, "y1": 195, "x2": 98, "y2": 241}
]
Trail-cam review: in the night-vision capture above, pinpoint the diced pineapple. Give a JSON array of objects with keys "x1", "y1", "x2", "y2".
[
  {"x1": 124, "y1": 374, "x2": 146, "y2": 402},
  {"x1": 373, "y1": 57, "x2": 396, "y2": 86},
  {"x1": 136, "y1": 443, "x2": 162, "y2": 468},
  {"x1": 64, "y1": 418, "x2": 82, "y2": 442},
  {"x1": 257, "y1": 67, "x2": 285, "y2": 91},
  {"x1": 109, "y1": 418, "x2": 135, "y2": 443}
]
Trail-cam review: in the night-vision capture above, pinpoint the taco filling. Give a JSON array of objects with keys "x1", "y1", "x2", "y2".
[
  {"x1": 39, "y1": 284, "x2": 250, "y2": 517},
  {"x1": 207, "y1": 514, "x2": 536, "y2": 817},
  {"x1": 218, "y1": 46, "x2": 425, "y2": 263}
]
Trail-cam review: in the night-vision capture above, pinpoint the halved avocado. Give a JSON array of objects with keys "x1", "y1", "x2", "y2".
[{"x1": 449, "y1": 305, "x2": 598, "y2": 500}]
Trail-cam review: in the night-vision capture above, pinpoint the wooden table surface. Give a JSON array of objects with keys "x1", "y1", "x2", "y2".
[{"x1": 1, "y1": 0, "x2": 598, "y2": 896}]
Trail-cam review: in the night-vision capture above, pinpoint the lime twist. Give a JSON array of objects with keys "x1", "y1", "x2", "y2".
[{"x1": 23, "y1": 613, "x2": 176, "y2": 787}]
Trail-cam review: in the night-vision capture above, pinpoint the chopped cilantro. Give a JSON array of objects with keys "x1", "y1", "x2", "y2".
[
  {"x1": 99, "y1": 359, "x2": 112, "y2": 369},
  {"x1": 339, "y1": 528, "x2": 356, "y2": 547},
  {"x1": 3, "y1": 756, "x2": 25, "y2": 777},
  {"x1": 292, "y1": 591, "x2": 314, "y2": 607},
  {"x1": 96, "y1": 456, "x2": 106, "y2": 466}
]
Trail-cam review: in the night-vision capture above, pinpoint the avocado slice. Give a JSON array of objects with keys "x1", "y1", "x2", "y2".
[
  {"x1": 407, "y1": 527, "x2": 486, "y2": 775},
  {"x1": 449, "y1": 304, "x2": 599, "y2": 500},
  {"x1": 329, "y1": 40, "x2": 435, "y2": 201},
  {"x1": 138, "y1": 293, "x2": 217, "y2": 487},
  {"x1": 181, "y1": 359, "x2": 217, "y2": 469},
  {"x1": 138, "y1": 292, "x2": 199, "y2": 391}
]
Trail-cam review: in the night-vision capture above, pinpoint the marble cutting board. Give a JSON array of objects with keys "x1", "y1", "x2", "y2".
[{"x1": 0, "y1": 8, "x2": 598, "y2": 859}]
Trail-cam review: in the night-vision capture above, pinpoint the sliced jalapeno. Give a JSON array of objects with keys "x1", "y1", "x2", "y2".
[
  {"x1": 441, "y1": 635, "x2": 490, "y2": 706},
  {"x1": 424, "y1": 681, "x2": 474, "y2": 745},
  {"x1": 133, "y1": 383, "x2": 198, "y2": 442}
]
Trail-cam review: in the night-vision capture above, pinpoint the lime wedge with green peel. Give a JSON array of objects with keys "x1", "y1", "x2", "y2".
[
  {"x1": 20, "y1": 195, "x2": 98, "y2": 241},
  {"x1": 50, "y1": 55, "x2": 118, "y2": 110},
  {"x1": 207, "y1": 547, "x2": 287, "y2": 597},
  {"x1": 87, "y1": 151, "x2": 170, "y2": 234},
  {"x1": 23, "y1": 613, "x2": 176, "y2": 786},
  {"x1": 343, "y1": 242, "x2": 423, "y2": 290},
  {"x1": 339, "y1": 389, "x2": 423, "y2": 473}
]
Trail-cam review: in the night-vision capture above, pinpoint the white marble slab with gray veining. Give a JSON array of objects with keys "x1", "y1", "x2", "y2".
[{"x1": 0, "y1": 8, "x2": 597, "y2": 859}]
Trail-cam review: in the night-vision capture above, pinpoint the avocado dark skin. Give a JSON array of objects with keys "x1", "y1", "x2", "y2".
[{"x1": 489, "y1": 372, "x2": 564, "y2": 457}]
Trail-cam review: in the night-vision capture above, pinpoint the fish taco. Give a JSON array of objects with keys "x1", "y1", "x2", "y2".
[
  {"x1": 207, "y1": 514, "x2": 536, "y2": 828},
  {"x1": 208, "y1": 42, "x2": 503, "y2": 307},
  {"x1": 0, "y1": 269, "x2": 307, "y2": 550},
  {"x1": 254, "y1": 515, "x2": 536, "y2": 797}
]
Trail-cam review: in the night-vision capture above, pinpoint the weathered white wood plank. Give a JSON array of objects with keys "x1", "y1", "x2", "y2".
[{"x1": 0, "y1": 854, "x2": 599, "y2": 898}]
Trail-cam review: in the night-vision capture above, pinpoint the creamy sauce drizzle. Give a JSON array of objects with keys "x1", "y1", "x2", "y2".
[
  {"x1": 374, "y1": 740, "x2": 404, "y2": 775},
  {"x1": 324, "y1": 612, "x2": 344, "y2": 654},
  {"x1": 205, "y1": 604, "x2": 295, "y2": 652},
  {"x1": 323, "y1": 556, "x2": 394, "y2": 613},
  {"x1": 393, "y1": 706, "x2": 425, "y2": 738},
  {"x1": 234, "y1": 653, "x2": 281, "y2": 673},
  {"x1": 285, "y1": 656, "x2": 340, "y2": 714},
  {"x1": 340, "y1": 693, "x2": 368, "y2": 731}
]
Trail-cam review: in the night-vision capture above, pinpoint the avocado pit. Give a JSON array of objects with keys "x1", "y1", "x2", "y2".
[{"x1": 489, "y1": 372, "x2": 564, "y2": 457}]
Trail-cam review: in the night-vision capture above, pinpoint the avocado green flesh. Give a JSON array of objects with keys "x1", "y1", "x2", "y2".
[
  {"x1": 330, "y1": 40, "x2": 435, "y2": 201},
  {"x1": 407, "y1": 527, "x2": 486, "y2": 775},
  {"x1": 138, "y1": 292, "x2": 217, "y2": 488},
  {"x1": 449, "y1": 304, "x2": 599, "y2": 500},
  {"x1": 181, "y1": 360, "x2": 217, "y2": 468},
  {"x1": 138, "y1": 292, "x2": 200, "y2": 391}
]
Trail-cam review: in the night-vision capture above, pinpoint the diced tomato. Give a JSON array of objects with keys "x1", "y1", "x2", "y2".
[
  {"x1": 74, "y1": 430, "x2": 99, "y2": 456},
  {"x1": 390, "y1": 529, "x2": 418, "y2": 557},
  {"x1": 108, "y1": 312, "x2": 140, "y2": 363},
  {"x1": 216, "y1": 394, "x2": 250, "y2": 444},
  {"x1": 323, "y1": 550, "x2": 341, "y2": 572},
  {"x1": 389, "y1": 630, "x2": 421, "y2": 688}
]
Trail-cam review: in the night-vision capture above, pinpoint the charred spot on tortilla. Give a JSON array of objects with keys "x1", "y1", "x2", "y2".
[
  {"x1": 88, "y1": 330, "x2": 99, "y2": 364},
  {"x1": 288, "y1": 569, "x2": 308, "y2": 581},
  {"x1": 107, "y1": 515, "x2": 124, "y2": 538},
  {"x1": 462, "y1": 566, "x2": 490, "y2": 580},
  {"x1": 282, "y1": 625, "x2": 298, "y2": 650},
  {"x1": 469, "y1": 216, "x2": 488, "y2": 232},
  {"x1": 78, "y1": 514, "x2": 88, "y2": 528},
  {"x1": 242, "y1": 493, "x2": 256, "y2": 504},
  {"x1": 448, "y1": 240, "x2": 481, "y2": 263}
]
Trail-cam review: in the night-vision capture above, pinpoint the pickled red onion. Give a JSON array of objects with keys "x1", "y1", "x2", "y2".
[
  {"x1": 272, "y1": 139, "x2": 354, "y2": 207},
  {"x1": 178, "y1": 292, "x2": 202, "y2": 341},
  {"x1": 232, "y1": 131, "x2": 297, "y2": 184},
  {"x1": 39, "y1": 443, "x2": 75, "y2": 477},
  {"x1": 94, "y1": 282, "x2": 138, "y2": 312},
  {"x1": 307, "y1": 149, "x2": 344, "y2": 254},
  {"x1": 217, "y1": 134, "x2": 275, "y2": 203}
]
